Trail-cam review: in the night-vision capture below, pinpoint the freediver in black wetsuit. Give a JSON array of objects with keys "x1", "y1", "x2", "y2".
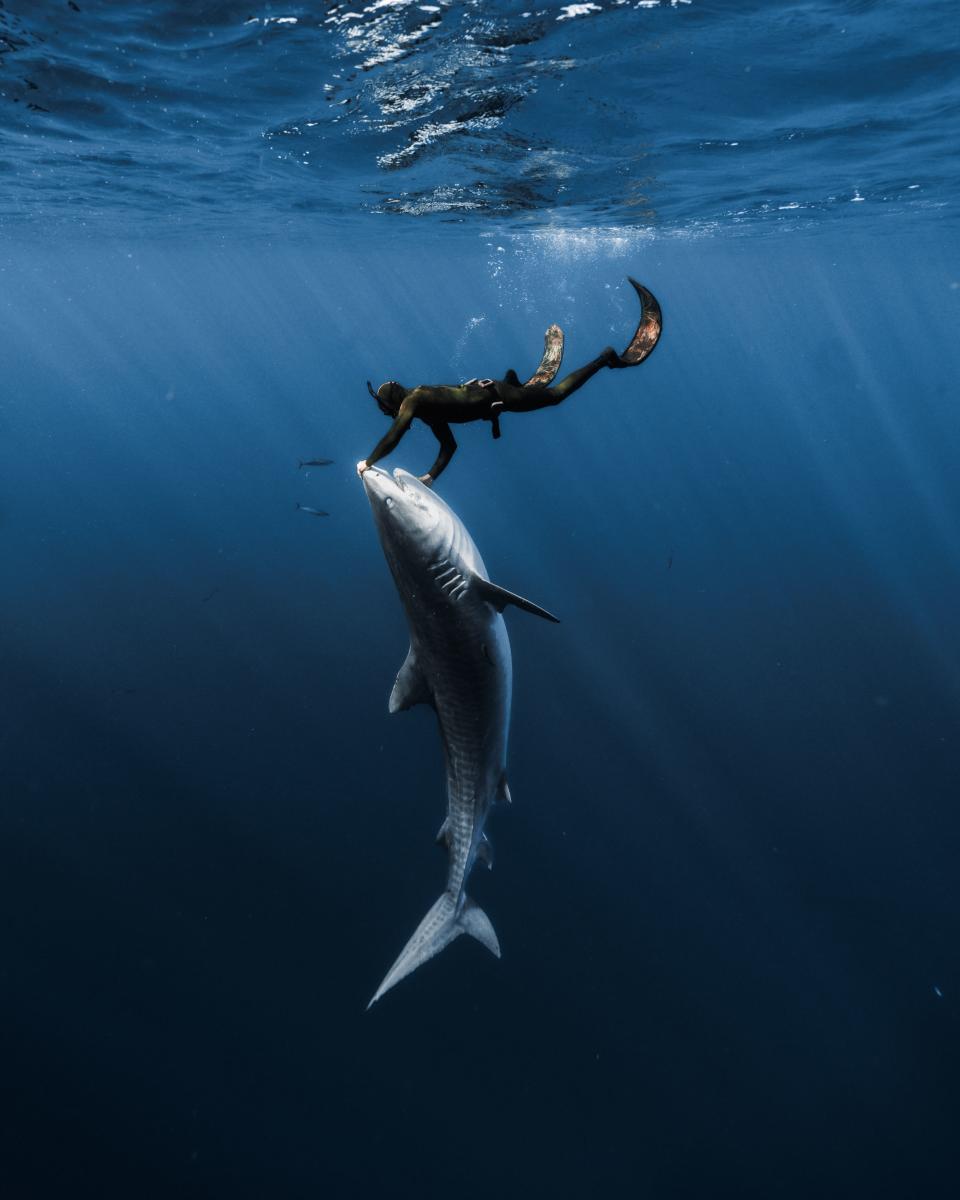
[{"x1": 355, "y1": 278, "x2": 663, "y2": 485}]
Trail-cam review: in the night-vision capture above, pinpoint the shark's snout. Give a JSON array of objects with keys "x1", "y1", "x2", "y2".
[
  {"x1": 361, "y1": 464, "x2": 394, "y2": 501},
  {"x1": 363, "y1": 466, "x2": 428, "y2": 507}
]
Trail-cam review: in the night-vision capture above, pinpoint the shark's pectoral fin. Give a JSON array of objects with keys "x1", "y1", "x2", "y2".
[
  {"x1": 473, "y1": 577, "x2": 560, "y2": 624},
  {"x1": 389, "y1": 646, "x2": 433, "y2": 713}
]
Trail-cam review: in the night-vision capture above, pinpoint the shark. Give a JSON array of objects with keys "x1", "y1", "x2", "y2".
[{"x1": 362, "y1": 466, "x2": 559, "y2": 1007}]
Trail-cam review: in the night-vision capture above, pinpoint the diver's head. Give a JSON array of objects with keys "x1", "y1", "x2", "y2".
[{"x1": 366, "y1": 379, "x2": 406, "y2": 416}]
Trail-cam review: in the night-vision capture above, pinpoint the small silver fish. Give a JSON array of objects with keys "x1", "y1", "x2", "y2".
[{"x1": 296, "y1": 502, "x2": 329, "y2": 517}]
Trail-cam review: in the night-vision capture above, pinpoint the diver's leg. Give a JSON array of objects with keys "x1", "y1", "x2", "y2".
[
  {"x1": 502, "y1": 350, "x2": 616, "y2": 412},
  {"x1": 548, "y1": 349, "x2": 619, "y2": 400}
]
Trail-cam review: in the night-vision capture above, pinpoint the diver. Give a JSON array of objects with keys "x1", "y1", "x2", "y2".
[{"x1": 356, "y1": 278, "x2": 662, "y2": 485}]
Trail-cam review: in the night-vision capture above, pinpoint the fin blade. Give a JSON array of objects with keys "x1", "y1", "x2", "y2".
[
  {"x1": 473, "y1": 577, "x2": 560, "y2": 623},
  {"x1": 523, "y1": 323, "x2": 564, "y2": 387},
  {"x1": 389, "y1": 646, "x2": 432, "y2": 713},
  {"x1": 617, "y1": 278, "x2": 662, "y2": 365}
]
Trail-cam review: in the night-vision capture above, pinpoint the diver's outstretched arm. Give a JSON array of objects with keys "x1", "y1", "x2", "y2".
[
  {"x1": 420, "y1": 422, "x2": 457, "y2": 485},
  {"x1": 358, "y1": 396, "x2": 418, "y2": 474}
]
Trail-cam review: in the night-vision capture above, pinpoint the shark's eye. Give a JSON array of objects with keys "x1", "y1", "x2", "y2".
[{"x1": 384, "y1": 497, "x2": 395, "y2": 510}]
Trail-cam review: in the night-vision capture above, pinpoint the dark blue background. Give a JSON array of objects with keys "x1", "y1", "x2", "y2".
[
  {"x1": 3, "y1": 0, "x2": 960, "y2": 1193},
  {"x1": 2, "y1": 229, "x2": 959, "y2": 1197}
]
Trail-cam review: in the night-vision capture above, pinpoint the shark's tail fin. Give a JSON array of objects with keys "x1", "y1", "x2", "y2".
[{"x1": 367, "y1": 893, "x2": 500, "y2": 1009}]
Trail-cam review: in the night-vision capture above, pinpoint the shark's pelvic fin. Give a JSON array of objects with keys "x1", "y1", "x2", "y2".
[
  {"x1": 477, "y1": 834, "x2": 494, "y2": 870},
  {"x1": 389, "y1": 646, "x2": 433, "y2": 713},
  {"x1": 472, "y1": 577, "x2": 560, "y2": 624},
  {"x1": 367, "y1": 894, "x2": 500, "y2": 1009}
]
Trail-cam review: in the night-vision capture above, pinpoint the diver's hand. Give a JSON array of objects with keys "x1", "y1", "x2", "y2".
[
  {"x1": 418, "y1": 473, "x2": 434, "y2": 488},
  {"x1": 356, "y1": 460, "x2": 370, "y2": 477}
]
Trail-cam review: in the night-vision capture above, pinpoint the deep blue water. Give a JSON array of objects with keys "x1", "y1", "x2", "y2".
[{"x1": 2, "y1": 3, "x2": 960, "y2": 1198}]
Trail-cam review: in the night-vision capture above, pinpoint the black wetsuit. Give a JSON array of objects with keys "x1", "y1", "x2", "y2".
[{"x1": 364, "y1": 349, "x2": 619, "y2": 482}]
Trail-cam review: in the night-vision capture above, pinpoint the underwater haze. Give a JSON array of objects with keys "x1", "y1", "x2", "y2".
[{"x1": 2, "y1": 2, "x2": 960, "y2": 1198}]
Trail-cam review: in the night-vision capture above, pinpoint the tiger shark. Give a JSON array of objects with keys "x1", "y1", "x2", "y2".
[{"x1": 362, "y1": 466, "x2": 559, "y2": 1007}]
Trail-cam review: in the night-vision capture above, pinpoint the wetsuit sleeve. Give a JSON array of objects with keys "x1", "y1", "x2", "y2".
[
  {"x1": 422, "y1": 422, "x2": 457, "y2": 481},
  {"x1": 365, "y1": 396, "x2": 418, "y2": 467}
]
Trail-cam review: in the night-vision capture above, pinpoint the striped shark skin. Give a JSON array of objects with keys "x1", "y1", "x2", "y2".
[{"x1": 361, "y1": 466, "x2": 558, "y2": 1007}]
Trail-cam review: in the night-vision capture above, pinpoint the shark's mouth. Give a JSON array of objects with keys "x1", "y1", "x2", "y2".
[
  {"x1": 360, "y1": 464, "x2": 397, "y2": 503},
  {"x1": 362, "y1": 465, "x2": 428, "y2": 517}
]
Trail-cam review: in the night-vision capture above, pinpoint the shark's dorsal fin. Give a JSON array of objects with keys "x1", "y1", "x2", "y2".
[
  {"x1": 389, "y1": 646, "x2": 433, "y2": 713},
  {"x1": 472, "y1": 576, "x2": 560, "y2": 624}
]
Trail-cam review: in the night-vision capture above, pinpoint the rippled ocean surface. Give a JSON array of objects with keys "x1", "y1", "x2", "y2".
[
  {"x1": 2, "y1": 0, "x2": 958, "y2": 233},
  {"x1": 2, "y1": 3, "x2": 960, "y2": 1199}
]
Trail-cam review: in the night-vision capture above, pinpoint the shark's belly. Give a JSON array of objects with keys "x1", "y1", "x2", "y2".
[{"x1": 413, "y1": 602, "x2": 511, "y2": 877}]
